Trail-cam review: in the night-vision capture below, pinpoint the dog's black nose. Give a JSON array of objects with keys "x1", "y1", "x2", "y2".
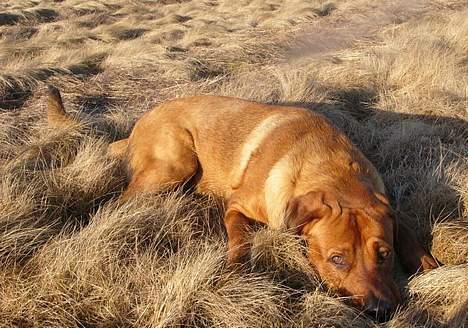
[{"x1": 365, "y1": 300, "x2": 393, "y2": 322}]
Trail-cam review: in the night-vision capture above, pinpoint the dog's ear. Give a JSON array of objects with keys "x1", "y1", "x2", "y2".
[{"x1": 286, "y1": 191, "x2": 335, "y2": 234}]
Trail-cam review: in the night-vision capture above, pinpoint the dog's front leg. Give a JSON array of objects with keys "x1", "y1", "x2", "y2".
[
  {"x1": 224, "y1": 208, "x2": 251, "y2": 265},
  {"x1": 395, "y1": 221, "x2": 440, "y2": 274}
]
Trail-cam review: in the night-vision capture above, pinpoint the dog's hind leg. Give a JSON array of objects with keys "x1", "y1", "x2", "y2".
[{"x1": 121, "y1": 127, "x2": 198, "y2": 201}]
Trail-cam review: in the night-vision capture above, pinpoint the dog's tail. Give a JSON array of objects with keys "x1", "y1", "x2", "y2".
[
  {"x1": 47, "y1": 85, "x2": 129, "y2": 159},
  {"x1": 46, "y1": 85, "x2": 75, "y2": 127}
]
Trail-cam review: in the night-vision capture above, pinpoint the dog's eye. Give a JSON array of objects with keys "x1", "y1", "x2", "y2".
[
  {"x1": 377, "y1": 248, "x2": 391, "y2": 264},
  {"x1": 330, "y1": 255, "x2": 346, "y2": 267}
]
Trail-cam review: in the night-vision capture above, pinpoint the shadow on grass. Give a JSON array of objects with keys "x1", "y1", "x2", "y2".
[
  {"x1": 32, "y1": 8, "x2": 59, "y2": 23},
  {"x1": 0, "y1": 13, "x2": 22, "y2": 26},
  {"x1": 0, "y1": 9, "x2": 59, "y2": 26},
  {"x1": 77, "y1": 94, "x2": 117, "y2": 115},
  {"x1": 0, "y1": 55, "x2": 105, "y2": 110},
  {"x1": 0, "y1": 82, "x2": 35, "y2": 110}
]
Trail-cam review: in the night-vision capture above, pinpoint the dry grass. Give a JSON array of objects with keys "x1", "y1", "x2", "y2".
[{"x1": 0, "y1": 0, "x2": 467, "y2": 327}]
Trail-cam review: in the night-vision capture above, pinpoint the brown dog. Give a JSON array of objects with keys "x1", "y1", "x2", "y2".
[{"x1": 47, "y1": 87, "x2": 438, "y2": 319}]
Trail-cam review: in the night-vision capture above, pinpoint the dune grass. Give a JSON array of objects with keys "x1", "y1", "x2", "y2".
[{"x1": 0, "y1": 0, "x2": 467, "y2": 327}]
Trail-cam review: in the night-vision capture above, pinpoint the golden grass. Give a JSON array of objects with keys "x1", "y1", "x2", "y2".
[{"x1": 0, "y1": 0, "x2": 467, "y2": 327}]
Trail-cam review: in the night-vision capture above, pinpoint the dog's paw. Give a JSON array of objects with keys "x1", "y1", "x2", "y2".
[
  {"x1": 400, "y1": 251, "x2": 441, "y2": 275},
  {"x1": 226, "y1": 244, "x2": 251, "y2": 269},
  {"x1": 420, "y1": 254, "x2": 440, "y2": 271}
]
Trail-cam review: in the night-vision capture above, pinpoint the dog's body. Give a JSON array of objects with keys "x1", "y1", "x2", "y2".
[
  {"x1": 120, "y1": 96, "x2": 384, "y2": 224},
  {"x1": 47, "y1": 88, "x2": 438, "y2": 319}
]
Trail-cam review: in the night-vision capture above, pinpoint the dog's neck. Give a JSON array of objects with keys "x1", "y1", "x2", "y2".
[{"x1": 265, "y1": 141, "x2": 375, "y2": 229}]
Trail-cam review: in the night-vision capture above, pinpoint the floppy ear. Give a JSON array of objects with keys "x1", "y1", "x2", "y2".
[{"x1": 285, "y1": 191, "x2": 333, "y2": 234}]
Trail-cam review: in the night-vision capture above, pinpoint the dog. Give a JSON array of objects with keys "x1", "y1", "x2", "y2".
[{"x1": 46, "y1": 86, "x2": 439, "y2": 319}]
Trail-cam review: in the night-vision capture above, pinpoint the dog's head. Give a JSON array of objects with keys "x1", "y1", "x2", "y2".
[{"x1": 286, "y1": 190, "x2": 400, "y2": 320}]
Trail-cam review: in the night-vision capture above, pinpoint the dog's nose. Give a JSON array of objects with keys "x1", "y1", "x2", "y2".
[{"x1": 364, "y1": 299, "x2": 394, "y2": 322}]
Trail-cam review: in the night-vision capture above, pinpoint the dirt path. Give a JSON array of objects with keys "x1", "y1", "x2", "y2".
[{"x1": 288, "y1": 0, "x2": 435, "y2": 60}]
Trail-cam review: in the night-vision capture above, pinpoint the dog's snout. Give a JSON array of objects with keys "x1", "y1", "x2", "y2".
[{"x1": 364, "y1": 298, "x2": 394, "y2": 322}]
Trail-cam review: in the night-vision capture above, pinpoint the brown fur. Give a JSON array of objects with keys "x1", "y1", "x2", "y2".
[{"x1": 46, "y1": 89, "x2": 439, "y2": 318}]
